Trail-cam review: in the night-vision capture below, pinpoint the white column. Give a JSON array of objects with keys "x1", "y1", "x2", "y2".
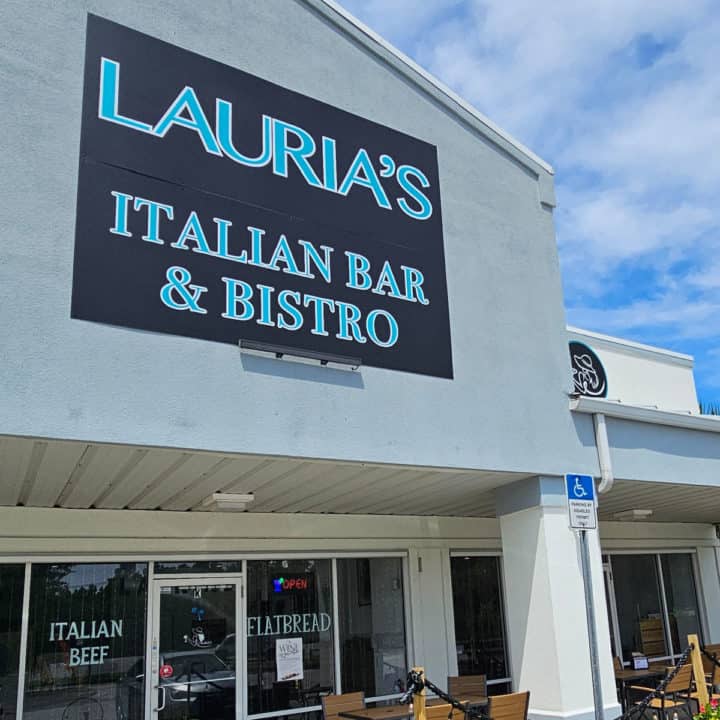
[
  {"x1": 407, "y1": 547, "x2": 454, "y2": 685},
  {"x1": 496, "y1": 477, "x2": 619, "y2": 720}
]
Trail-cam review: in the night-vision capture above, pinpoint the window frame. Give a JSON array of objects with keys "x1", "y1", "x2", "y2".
[
  {"x1": 2, "y1": 563, "x2": 30, "y2": 720},
  {"x1": 20, "y1": 561, "x2": 151, "y2": 720},
  {"x1": 243, "y1": 553, "x2": 410, "y2": 720},
  {"x1": 7, "y1": 551, "x2": 412, "y2": 720},
  {"x1": 334, "y1": 556, "x2": 410, "y2": 701},
  {"x1": 448, "y1": 551, "x2": 512, "y2": 690}
]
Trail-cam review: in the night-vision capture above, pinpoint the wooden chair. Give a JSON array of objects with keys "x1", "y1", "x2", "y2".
[
  {"x1": 425, "y1": 704, "x2": 466, "y2": 720},
  {"x1": 448, "y1": 675, "x2": 488, "y2": 699},
  {"x1": 702, "y1": 644, "x2": 720, "y2": 690},
  {"x1": 628, "y1": 664, "x2": 693, "y2": 719},
  {"x1": 487, "y1": 691, "x2": 530, "y2": 720},
  {"x1": 321, "y1": 692, "x2": 366, "y2": 720},
  {"x1": 679, "y1": 653, "x2": 720, "y2": 712},
  {"x1": 639, "y1": 619, "x2": 667, "y2": 657}
]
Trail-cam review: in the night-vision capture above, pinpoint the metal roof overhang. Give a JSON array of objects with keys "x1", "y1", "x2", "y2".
[
  {"x1": 3, "y1": 423, "x2": 720, "y2": 522},
  {"x1": 0, "y1": 434, "x2": 530, "y2": 517},
  {"x1": 571, "y1": 397, "x2": 720, "y2": 523}
]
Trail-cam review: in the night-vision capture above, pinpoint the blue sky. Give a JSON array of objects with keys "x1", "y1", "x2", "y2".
[{"x1": 337, "y1": 0, "x2": 720, "y2": 406}]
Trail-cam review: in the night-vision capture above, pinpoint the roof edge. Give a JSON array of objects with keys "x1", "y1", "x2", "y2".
[
  {"x1": 307, "y1": 0, "x2": 554, "y2": 177},
  {"x1": 567, "y1": 326, "x2": 694, "y2": 367},
  {"x1": 570, "y1": 397, "x2": 720, "y2": 432}
]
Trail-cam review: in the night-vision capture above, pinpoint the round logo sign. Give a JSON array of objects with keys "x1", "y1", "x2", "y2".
[
  {"x1": 569, "y1": 341, "x2": 607, "y2": 398},
  {"x1": 159, "y1": 664, "x2": 174, "y2": 679}
]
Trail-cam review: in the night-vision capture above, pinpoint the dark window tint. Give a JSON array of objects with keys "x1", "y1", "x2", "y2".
[
  {"x1": 450, "y1": 556, "x2": 508, "y2": 679},
  {"x1": 337, "y1": 558, "x2": 407, "y2": 697},
  {"x1": 0, "y1": 565, "x2": 25, "y2": 720},
  {"x1": 612, "y1": 555, "x2": 667, "y2": 660},
  {"x1": 662, "y1": 554, "x2": 702, "y2": 653},
  {"x1": 24, "y1": 563, "x2": 148, "y2": 720},
  {"x1": 246, "y1": 560, "x2": 334, "y2": 714}
]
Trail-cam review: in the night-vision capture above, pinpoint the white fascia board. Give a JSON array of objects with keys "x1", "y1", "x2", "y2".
[
  {"x1": 309, "y1": 0, "x2": 554, "y2": 179},
  {"x1": 570, "y1": 397, "x2": 720, "y2": 433},
  {"x1": 567, "y1": 326, "x2": 694, "y2": 368}
]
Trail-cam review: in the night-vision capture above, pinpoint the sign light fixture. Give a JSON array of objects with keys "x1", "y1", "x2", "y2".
[
  {"x1": 239, "y1": 339, "x2": 361, "y2": 370},
  {"x1": 612, "y1": 509, "x2": 653, "y2": 521}
]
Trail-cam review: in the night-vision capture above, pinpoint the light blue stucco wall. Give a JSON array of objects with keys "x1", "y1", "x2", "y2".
[
  {"x1": 606, "y1": 417, "x2": 720, "y2": 485},
  {"x1": 0, "y1": 0, "x2": 599, "y2": 475}
]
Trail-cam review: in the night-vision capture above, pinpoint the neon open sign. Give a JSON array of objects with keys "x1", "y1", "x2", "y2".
[{"x1": 272, "y1": 577, "x2": 309, "y2": 593}]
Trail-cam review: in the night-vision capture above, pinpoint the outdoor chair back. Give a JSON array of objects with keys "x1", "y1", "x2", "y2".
[
  {"x1": 639, "y1": 618, "x2": 666, "y2": 657},
  {"x1": 665, "y1": 663, "x2": 693, "y2": 696},
  {"x1": 322, "y1": 692, "x2": 366, "y2": 720},
  {"x1": 702, "y1": 644, "x2": 720, "y2": 688},
  {"x1": 487, "y1": 691, "x2": 530, "y2": 720},
  {"x1": 448, "y1": 675, "x2": 488, "y2": 699}
]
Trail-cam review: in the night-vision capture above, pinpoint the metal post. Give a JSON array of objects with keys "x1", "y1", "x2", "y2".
[
  {"x1": 579, "y1": 529, "x2": 604, "y2": 720},
  {"x1": 412, "y1": 667, "x2": 427, "y2": 720},
  {"x1": 688, "y1": 634, "x2": 708, "y2": 708}
]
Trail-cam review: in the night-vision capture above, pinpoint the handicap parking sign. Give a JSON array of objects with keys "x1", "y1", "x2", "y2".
[{"x1": 565, "y1": 474, "x2": 597, "y2": 529}]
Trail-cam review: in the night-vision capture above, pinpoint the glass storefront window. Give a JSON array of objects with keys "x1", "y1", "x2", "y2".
[
  {"x1": 0, "y1": 565, "x2": 25, "y2": 720},
  {"x1": 612, "y1": 554, "x2": 667, "y2": 659},
  {"x1": 246, "y1": 559, "x2": 334, "y2": 715},
  {"x1": 609, "y1": 553, "x2": 705, "y2": 663},
  {"x1": 337, "y1": 558, "x2": 407, "y2": 698},
  {"x1": 661, "y1": 554, "x2": 702, "y2": 654},
  {"x1": 450, "y1": 556, "x2": 508, "y2": 680},
  {"x1": 23, "y1": 563, "x2": 148, "y2": 720}
]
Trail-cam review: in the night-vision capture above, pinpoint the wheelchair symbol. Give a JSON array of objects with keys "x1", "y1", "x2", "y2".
[{"x1": 572, "y1": 477, "x2": 589, "y2": 498}]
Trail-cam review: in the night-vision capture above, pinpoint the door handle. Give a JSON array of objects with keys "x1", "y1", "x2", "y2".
[{"x1": 155, "y1": 686, "x2": 166, "y2": 712}]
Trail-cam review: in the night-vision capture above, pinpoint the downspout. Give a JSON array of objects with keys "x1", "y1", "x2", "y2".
[{"x1": 593, "y1": 413, "x2": 614, "y2": 494}]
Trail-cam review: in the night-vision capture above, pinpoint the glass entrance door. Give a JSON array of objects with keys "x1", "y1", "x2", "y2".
[{"x1": 150, "y1": 579, "x2": 241, "y2": 720}]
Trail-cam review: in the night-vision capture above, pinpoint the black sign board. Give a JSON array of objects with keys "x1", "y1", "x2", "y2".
[
  {"x1": 72, "y1": 15, "x2": 453, "y2": 378},
  {"x1": 569, "y1": 341, "x2": 607, "y2": 398}
]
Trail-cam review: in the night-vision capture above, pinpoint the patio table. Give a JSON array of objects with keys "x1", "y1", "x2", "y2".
[{"x1": 615, "y1": 667, "x2": 666, "y2": 712}]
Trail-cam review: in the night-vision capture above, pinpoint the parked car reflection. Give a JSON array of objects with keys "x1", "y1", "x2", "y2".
[
  {"x1": 116, "y1": 651, "x2": 234, "y2": 720},
  {"x1": 214, "y1": 634, "x2": 236, "y2": 669}
]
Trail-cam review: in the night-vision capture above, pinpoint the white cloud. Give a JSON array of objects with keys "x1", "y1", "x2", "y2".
[
  {"x1": 338, "y1": 0, "x2": 720, "y2": 395},
  {"x1": 568, "y1": 294, "x2": 720, "y2": 341},
  {"x1": 688, "y1": 262, "x2": 720, "y2": 290},
  {"x1": 559, "y1": 191, "x2": 714, "y2": 262}
]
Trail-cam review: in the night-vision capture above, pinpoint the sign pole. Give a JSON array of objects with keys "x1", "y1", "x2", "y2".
[
  {"x1": 565, "y1": 474, "x2": 603, "y2": 720},
  {"x1": 579, "y1": 528, "x2": 604, "y2": 720}
]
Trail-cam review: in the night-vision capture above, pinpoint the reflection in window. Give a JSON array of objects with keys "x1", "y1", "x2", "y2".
[
  {"x1": 23, "y1": 563, "x2": 148, "y2": 720},
  {"x1": 157, "y1": 583, "x2": 236, "y2": 720},
  {"x1": 247, "y1": 560, "x2": 334, "y2": 715},
  {"x1": 337, "y1": 558, "x2": 407, "y2": 697},
  {"x1": 661, "y1": 555, "x2": 702, "y2": 654},
  {"x1": 603, "y1": 571, "x2": 618, "y2": 660},
  {"x1": 154, "y1": 560, "x2": 243, "y2": 574},
  {"x1": 612, "y1": 555, "x2": 667, "y2": 659},
  {"x1": 450, "y1": 557, "x2": 508, "y2": 680},
  {"x1": 0, "y1": 565, "x2": 25, "y2": 720}
]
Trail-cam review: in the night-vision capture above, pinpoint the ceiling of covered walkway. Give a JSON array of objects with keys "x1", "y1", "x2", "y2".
[
  {"x1": 0, "y1": 435, "x2": 528, "y2": 516},
  {"x1": 1, "y1": 435, "x2": 719, "y2": 523}
]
